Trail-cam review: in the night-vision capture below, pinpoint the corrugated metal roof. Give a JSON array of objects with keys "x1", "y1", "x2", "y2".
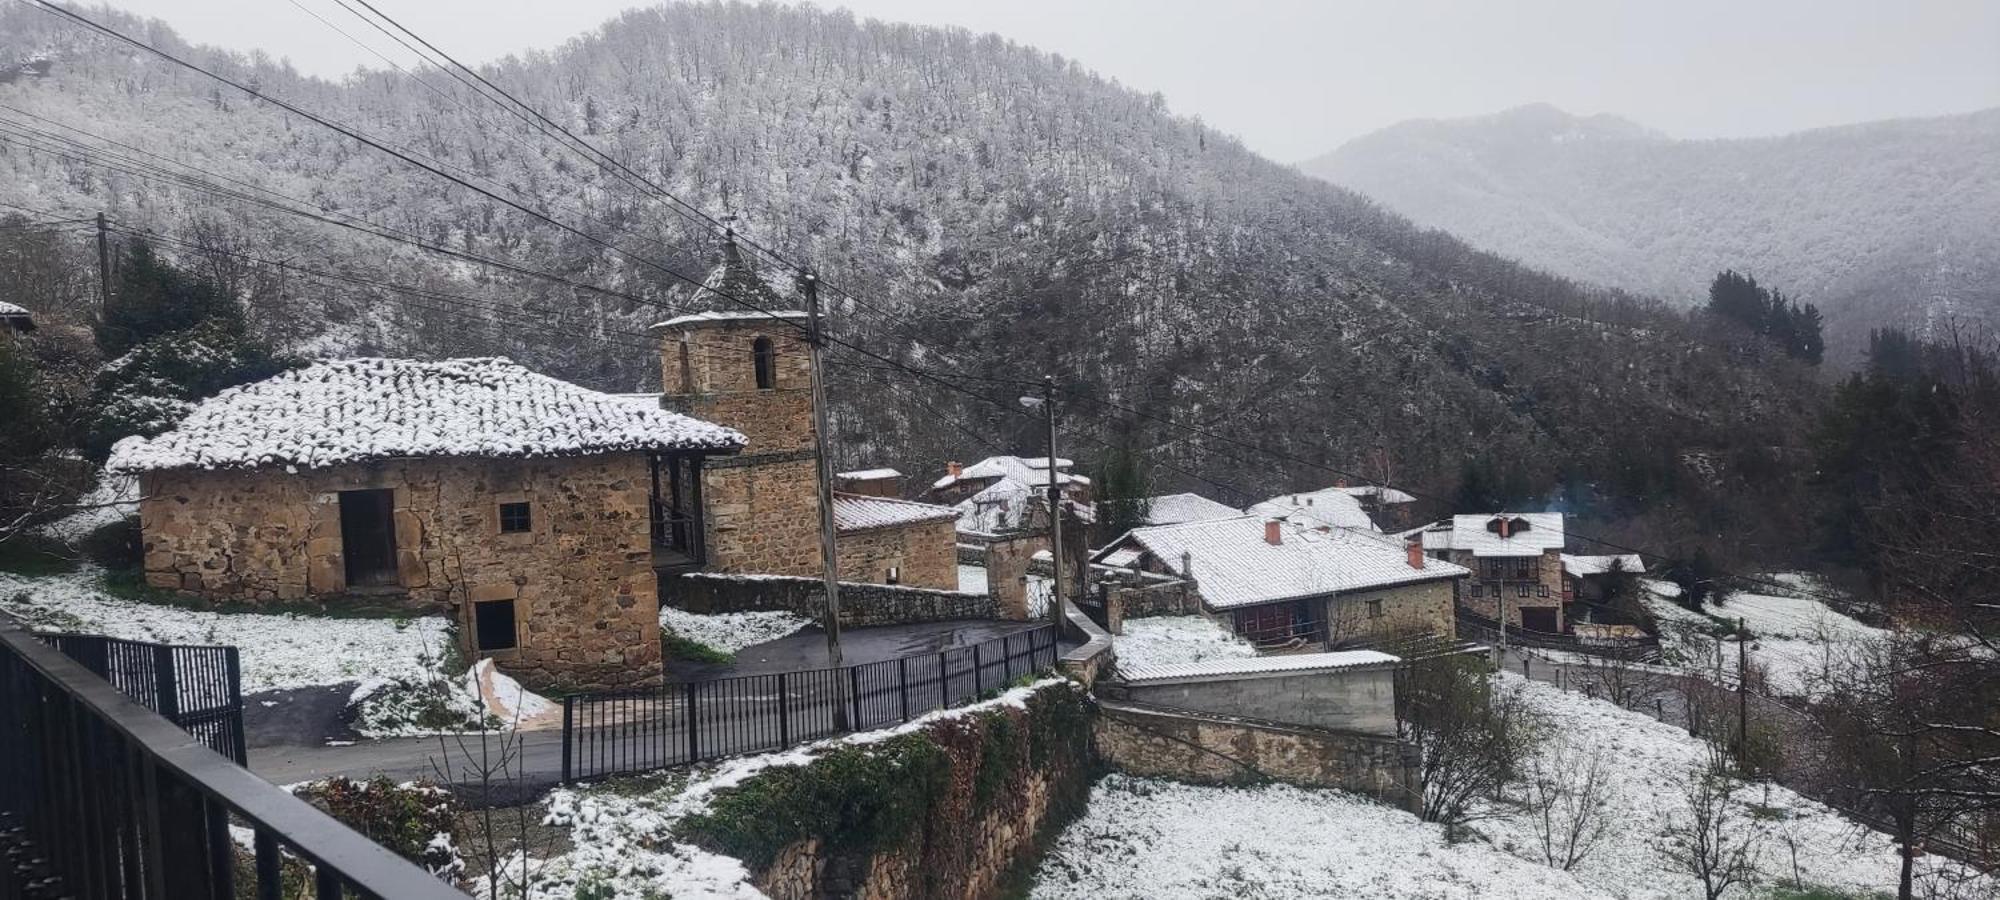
[
  {"x1": 1121, "y1": 649, "x2": 1401, "y2": 684},
  {"x1": 1112, "y1": 516, "x2": 1468, "y2": 610},
  {"x1": 832, "y1": 492, "x2": 959, "y2": 533}
]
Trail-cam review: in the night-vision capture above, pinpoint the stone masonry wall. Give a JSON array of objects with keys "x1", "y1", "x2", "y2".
[
  {"x1": 1454, "y1": 548, "x2": 1565, "y2": 629},
  {"x1": 137, "y1": 454, "x2": 660, "y2": 690},
  {"x1": 719, "y1": 682, "x2": 1095, "y2": 900},
  {"x1": 700, "y1": 457, "x2": 824, "y2": 577},
  {"x1": 1323, "y1": 577, "x2": 1458, "y2": 645},
  {"x1": 1094, "y1": 701, "x2": 1418, "y2": 811},
  {"x1": 836, "y1": 517, "x2": 958, "y2": 591},
  {"x1": 671, "y1": 572, "x2": 997, "y2": 627}
]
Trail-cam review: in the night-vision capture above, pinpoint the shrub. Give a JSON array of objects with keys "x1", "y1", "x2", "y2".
[
  {"x1": 293, "y1": 777, "x2": 463, "y2": 882},
  {"x1": 0, "y1": 533, "x2": 79, "y2": 576},
  {"x1": 78, "y1": 518, "x2": 141, "y2": 570}
]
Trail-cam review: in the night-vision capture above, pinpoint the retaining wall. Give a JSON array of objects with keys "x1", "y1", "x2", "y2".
[
  {"x1": 671, "y1": 571, "x2": 998, "y2": 627},
  {"x1": 1094, "y1": 700, "x2": 1418, "y2": 811}
]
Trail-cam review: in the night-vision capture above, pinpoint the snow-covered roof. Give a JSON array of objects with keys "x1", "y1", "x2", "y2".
[
  {"x1": 1134, "y1": 492, "x2": 1241, "y2": 526},
  {"x1": 1419, "y1": 513, "x2": 1566, "y2": 557},
  {"x1": 1120, "y1": 649, "x2": 1401, "y2": 684},
  {"x1": 831, "y1": 492, "x2": 958, "y2": 533},
  {"x1": 931, "y1": 455, "x2": 1089, "y2": 492},
  {"x1": 1099, "y1": 516, "x2": 1468, "y2": 610},
  {"x1": 1247, "y1": 489, "x2": 1379, "y2": 532},
  {"x1": 649, "y1": 310, "x2": 808, "y2": 330},
  {"x1": 954, "y1": 476, "x2": 1096, "y2": 535},
  {"x1": 836, "y1": 467, "x2": 902, "y2": 481},
  {"x1": 1562, "y1": 553, "x2": 1646, "y2": 578},
  {"x1": 0, "y1": 300, "x2": 34, "y2": 330},
  {"x1": 107, "y1": 357, "x2": 745, "y2": 474},
  {"x1": 1332, "y1": 484, "x2": 1417, "y2": 504}
]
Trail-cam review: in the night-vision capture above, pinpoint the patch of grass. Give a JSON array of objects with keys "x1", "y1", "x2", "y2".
[
  {"x1": 94, "y1": 567, "x2": 419, "y2": 619},
  {"x1": 663, "y1": 632, "x2": 733, "y2": 664},
  {"x1": 0, "y1": 534, "x2": 80, "y2": 576}
]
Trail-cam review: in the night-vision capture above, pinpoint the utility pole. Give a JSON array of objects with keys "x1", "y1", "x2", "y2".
[
  {"x1": 801, "y1": 272, "x2": 842, "y2": 666},
  {"x1": 1735, "y1": 616, "x2": 1748, "y2": 760},
  {"x1": 1042, "y1": 375, "x2": 1065, "y2": 627},
  {"x1": 1497, "y1": 584, "x2": 1509, "y2": 660},
  {"x1": 95, "y1": 212, "x2": 111, "y2": 311}
]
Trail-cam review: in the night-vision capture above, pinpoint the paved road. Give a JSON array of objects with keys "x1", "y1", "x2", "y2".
[{"x1": 249, "y1": 619, "x2": 1055, "y2": 790}]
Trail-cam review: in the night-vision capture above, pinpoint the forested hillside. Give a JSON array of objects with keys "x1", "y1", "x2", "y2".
[
  {"x1": 0, "y1": 3, "x2": 1824, "y2": 560},
  {"x1": 1304, "y1": 103, "x2": 2000, "y2": 364}
]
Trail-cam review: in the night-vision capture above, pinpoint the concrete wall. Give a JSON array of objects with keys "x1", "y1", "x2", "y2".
[
  {"x1": 1324, "y1": 578, "x2": 1458, "y2": 645},
  {"x1": 1094, "y1": 701, "x2": 1418, "y2": 811},
  {"x1": 671, "y1": 572, "x2": 998, "y2": 628},
  {"x1": 137, "y1": 454, "x2": 661, "y2": 690},
  {"x1": 837, "y1": 517, "x2": 958, "y2": 590},
  {"x1": 1116, "y1": 664, "x2": 1399, "y2": 737}
]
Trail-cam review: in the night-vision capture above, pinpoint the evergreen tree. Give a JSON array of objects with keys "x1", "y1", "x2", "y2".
[
  {"x1": 1093, "y1": 438, "x2": 1152, "y2": 539},
  {"x1": 1704, "y1": 270, "x2": 1823, "y2": 364},
  {"x1": 95, "y1": 239, "x2": 245, "y2": 358}
]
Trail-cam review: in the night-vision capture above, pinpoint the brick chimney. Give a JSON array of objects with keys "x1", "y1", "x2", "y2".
[
  {"x1": 1407, "y1": 541, "x2": 1425, "y2": 570},
  {"x1": 947, "y1": 461, "x2": 962, "y2": 478},
  {"x1": 1264, "y1": 520, "x2": 1283, "y2": 546}
]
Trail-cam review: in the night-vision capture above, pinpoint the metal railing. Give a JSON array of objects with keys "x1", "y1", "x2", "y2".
[
  {"x1": 37, "y1": 632, "x2": 247, "y2": 765},
  {"x1": 563, "y1": 624, "x2": 1060, "y2": 782},
  {"x1": 1454, "y1": 607, "x2": 1662, "y2": 662},
  {"x1": 0, "y1": 616, "x2": 468, "y2": 899}
]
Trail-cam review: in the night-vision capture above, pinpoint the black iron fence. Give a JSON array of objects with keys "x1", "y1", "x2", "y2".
[
  {"x1": 37, "y1": 632, "x2": 247, "y2": 765},
  {"x1": 0, "y1": 615, "x2": 468, "y2": 899},
  {"x1": 563, "y1": 624, "x2": 1060, "y2": 782}
]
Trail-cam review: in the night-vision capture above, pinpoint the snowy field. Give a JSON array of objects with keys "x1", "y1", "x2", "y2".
[
  {"x1": 1033, "y1": 774, "x2": 1599, "y2": 899},
  {"x1": 1029, "y1": 673, "x2": 1987, "y2": 900},
  {"x1": 659, "y1": 606, "x2": 811, "y2": 654},
  {"x1": 1112, "y1": 615, "x2": 1256, "y2": 670},
  {"x1": 1643, "y1": 577, "x2": 1886, "y2": 698},
  {"x1": 0, "y1": 568, "x2": 454, "y2": 693}
]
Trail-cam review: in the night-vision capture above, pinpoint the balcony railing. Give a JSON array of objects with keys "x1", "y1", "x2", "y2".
[{"x1": 0, "y1": 615, "x2": 467, "y2": 899}]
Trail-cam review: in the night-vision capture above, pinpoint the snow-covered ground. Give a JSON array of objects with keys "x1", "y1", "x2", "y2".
[
  {"x1": 35, "y1": 473, "x2": 139, "y2": 543},
  {"x1": 1642, "y1": 577, "x2": 1886, "y2": 698},
  {"x1": 659, "y1": 606, "x2": 810, "y2": 655},
  {"x1": 957, "y1": 563, "x2": 988, "y2": 594},
  {"x1": 1112, "y1": 615, "x2": 1256, "y2": 670},
  {"x1": 1033, "y1": 774, "x2": 1600, "y2": 899},
  {"x1": 0, "y1": 568, "x2": 454, "y2": 693},
  {"x1": 1028, "y1": 673, "x2": 1986, "y2": 899}
]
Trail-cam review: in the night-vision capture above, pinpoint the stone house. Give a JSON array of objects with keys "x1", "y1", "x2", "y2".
[
  {"x1": 645, "y1": 239, "x2": 963, "y2": 597},
  {"x1": 833, "y1": 467, "x2": 904, "y2": 498},
  {"x1": 1127, "y1": 492, "x2": 1240, "y2": 527},
  {"x1": 944, "y1": 464, "x2": 1095, "y2": 621},
  {"x1": 107, "y1": 357, "x2": 745, "y2": 690},
  {"x1": 1414, "y1": 513, "x2": 1569, "y2": 633},
  {"x1": 925, "y1": 455, "x2": 1092, "y2": 508},
  {"x1": 1092, "y1": 515, "x2": 1469, "y2": 648}
]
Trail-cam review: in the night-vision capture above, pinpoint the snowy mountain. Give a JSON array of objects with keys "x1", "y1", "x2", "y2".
[
  {"x1": 0, "y1": 4, "x2": 1819, "y2": 518},
  {"x1": 1302, "y1": 103, "x2": 2000, "y2": 363}
]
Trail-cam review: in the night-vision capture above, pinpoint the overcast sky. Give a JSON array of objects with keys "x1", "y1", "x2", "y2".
[{"x1": 97, "y1": 0, "x2": 2000, "y2": 162}]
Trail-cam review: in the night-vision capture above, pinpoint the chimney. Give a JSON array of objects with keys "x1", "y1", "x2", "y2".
[
  {"x1": 1407, "y1": 541, "x2": 1426, "y2": 570},
  {"x1": 1497, "y1": 517, "x2": 1512, "y2": 539},
  {"x1": 947, "y1": 461, "x2": 962, "y2": 478},
  {"x1": 1264, "y1": 520, "x2": 1283, "y2": 546},
  {"x1": 1336, "y1": 477, "x2": 1350, "y2": 488}
]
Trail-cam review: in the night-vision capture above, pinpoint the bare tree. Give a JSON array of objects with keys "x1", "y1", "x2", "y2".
[
  {"x1": 1522, "y1": 741, "x2": 1615, "y2": 871},
  {"x1": 1658, "y1": 764, "x2": 1762, "y2": 900},
  {"x1": 1397, "y1": 654, "x2": 1545, "y2": 841}
]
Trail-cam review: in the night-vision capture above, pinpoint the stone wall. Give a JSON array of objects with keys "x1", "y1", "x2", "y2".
[
  {"x1": 837, "y1": 517, "x2": 958, "y2": 591},
  {"x1": 680, "y1": 682, "x2": 1096, "y2": 900},
  {"x1": 136, "y1": 454, "x2": 661, "y2": 690},
  {"x1": 1453, "y1": 548, "x2": 1565, "y2": 629},
  {"x1": 980, "y1": 533, "x2": 1041, "y2": 621},
  {"x1": 1323, "y1": 577, "x2": 1458, "y2": 645},
  {"x1": 700, "y1": 455, "x2": 824, "y2": 577},
  {"x1": 1093, "y1": 700, "x2": 1418, "y2": 811},
  {"x1": 671, "y1": 572, "x2": 998, "y2": 627},
  {"x1": 1111, "y1": 662, "x2": 1400, "y2": 736},
  {"x1": 1102, "y1": 579, "x2": 1199, "y2": 634}
]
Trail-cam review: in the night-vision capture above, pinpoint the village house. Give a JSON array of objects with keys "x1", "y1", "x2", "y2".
[
  {"x1": 1562, "y1": 553, "x2": 1647, "y2": 602},
  {"x1": 106, "y1": 357, "x2": 745, "y2": 690},
  {"x1": 930, "y1": 455, "x2": 1095, "y2": 619},
  {"x1": 925, "y1": 455, "x2": 1093, "y2": 507},
  {"x1": 1414, "y1": 513, "x2": 1569, "y2": 633},
  {"x1": 1093, "y1": 515, "x2": 1469, "y2": 648},
  {"x1": 645, "y1": 240, "x2": 964, "y2": 593},
  {"x1": 0, "y1": 300, "x2": 34, "y2": 336},
  {"x1": 1247, "y1": 483, "x2": 1419, "y2": 533}
]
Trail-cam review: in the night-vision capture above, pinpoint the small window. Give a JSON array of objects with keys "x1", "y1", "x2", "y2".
[
  {"x1": 752, "y1": 336, "x2": 775, "y2": 389},
  {"x1": 475, "y1": 599, "x2": 517, "y2": 651},
  {"x1": 1537, "y1": 584, "x2": 1550, "y2": 598},
  {"x1": 499, "y1": 501, "x2": 532, "y2": 534},
  {"x1": 1366, "y1": 598, "x2": 1384, "y2": 619},
  {"x1": 1517, "y1": 583, "x2": 1530, "y2": 598},
  {"x1": 886, "y1": 566, "x2": 901, "y2": 585},
  {"x1": 1469, "y1": 583, "x2": 1483, "y2": 598}
]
